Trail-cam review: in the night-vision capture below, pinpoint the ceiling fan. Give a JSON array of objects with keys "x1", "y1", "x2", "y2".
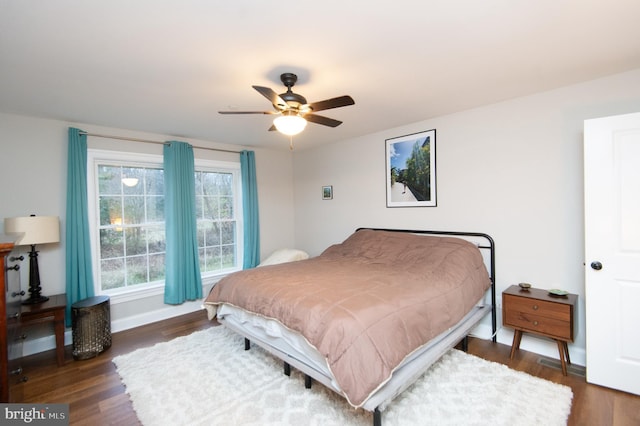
[{"x1": 219, "y1": 73, "x2": 355, "y2": 136}]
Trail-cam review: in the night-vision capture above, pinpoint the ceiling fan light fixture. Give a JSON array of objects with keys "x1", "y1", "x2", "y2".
[
  {"x1": 273, "y1": 114, "x2": 307, "y2": 136},
  {"x1": 122, "y1": 177, "x2": 139, "y2": 187}
]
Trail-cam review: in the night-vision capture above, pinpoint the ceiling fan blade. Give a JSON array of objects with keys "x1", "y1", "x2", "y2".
[
  {"x1": 308, "y1": 95, "x2": 355, "y2": 112},
  {"x1": 253, "y1": 86, "x2": 288, "y2": 109},
  {"x1": 218, "y1": 110, "x2": 278, "y2": 115},
  {"x1": 268, "y1": 124, "x2": 277, "y2": 132},
  {"x1": 305, "y1": 114, "x2": 343, "y2": 127}
]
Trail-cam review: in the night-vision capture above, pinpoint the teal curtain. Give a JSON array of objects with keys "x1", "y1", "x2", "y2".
[
  {"x1": 65, "y1": 128, "x2": 95, "y2": 326},
  {"x1": 163, "y1": 141, "x2": 202, "y2": 304},
  {"x1": 240, "y1": 150, "x2": 260, "y2": 269}
]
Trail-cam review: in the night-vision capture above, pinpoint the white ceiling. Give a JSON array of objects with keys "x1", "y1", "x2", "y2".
[{"x1": 2, "y1": 1, "x2": 640, "y2": 151}]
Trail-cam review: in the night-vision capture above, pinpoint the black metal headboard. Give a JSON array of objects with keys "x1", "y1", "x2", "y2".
[{"x1": 355, "y1": 227, "x2": 497, "y2": 342}]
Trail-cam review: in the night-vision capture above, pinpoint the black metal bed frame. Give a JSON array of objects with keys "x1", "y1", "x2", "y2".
[{"x1": 241, "y1": 228, "x2": 497, "y2": 426}]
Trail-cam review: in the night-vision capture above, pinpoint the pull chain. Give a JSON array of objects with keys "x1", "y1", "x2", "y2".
[{"x1": 289, "y1": 135, "x2": 294, "y2": 151}]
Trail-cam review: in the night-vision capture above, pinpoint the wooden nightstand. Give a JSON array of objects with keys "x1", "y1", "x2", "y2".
[
  {"x1": 21, "y1": 294, "x2": 67, "y2": 367},
  {"x1": 502, "y1": 285, "x2": 577, "y2": 375}
]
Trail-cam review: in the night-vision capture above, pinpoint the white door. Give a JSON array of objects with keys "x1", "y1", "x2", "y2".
[{"x1": 584, "y1": 112, "x2": 640, "y2": 395}]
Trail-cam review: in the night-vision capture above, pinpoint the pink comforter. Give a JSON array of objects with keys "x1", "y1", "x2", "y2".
[{"x1": 204, "y1": 230, "x2": 491, "y2": 407}]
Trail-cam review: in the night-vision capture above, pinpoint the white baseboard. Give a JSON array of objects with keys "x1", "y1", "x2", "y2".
[
  {"x1": 24, "y1": 304, "x2": 586, "y2": 368},
  {"x1": 22, "y1": 301, "x2": 205, "y2": 358},
  {"x1": 470, "y1": 323, "x2": 585, "y2": 367},
  {"x1": 109, "y1": 300, "x2": 205, "y2": 334},
  {"x1": 23, "y1": 331, "x2": 74, "y2": 357}
]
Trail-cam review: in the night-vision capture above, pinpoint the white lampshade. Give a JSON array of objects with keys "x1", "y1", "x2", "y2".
[
  {"x1": 273, "y1": 114, "x2": 307, "y2": 136},
  {"x1": 4, "y1": 216, "x2": 60, "y2": 246}
]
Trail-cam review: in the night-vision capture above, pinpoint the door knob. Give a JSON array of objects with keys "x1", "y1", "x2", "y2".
[{"x1": 590, "y1": 261, "x2": 603, "y2": 270}]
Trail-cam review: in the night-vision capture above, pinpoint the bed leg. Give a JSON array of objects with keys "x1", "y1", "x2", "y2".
[
  {"x1": 244, "y1": 338, "x2": 250, "y2": 351},
  {"x1": 461, "y1": 335, "x2": 469, "y2": 352},
  {"x1": 373, "y1": 407, "x2": 382, "y2": 426},
  {"x1": 284, "y1": 362, "x2": 291, "y2": 376},
  {"x1": 304, "y1": 374, "x2": 313, "y2": 389}
]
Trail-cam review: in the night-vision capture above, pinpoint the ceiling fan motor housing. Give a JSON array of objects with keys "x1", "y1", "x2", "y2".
[{"x1": 279, "y1": 73, "x2": 307, "y2": 108}]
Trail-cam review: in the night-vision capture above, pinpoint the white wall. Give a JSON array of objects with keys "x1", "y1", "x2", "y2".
[
  {"x1": 0, "y1": 113, "x2": 295, "y2": 351},
  {"x1": 292, "y1": 68, "x2": 640, "y2": 365}
]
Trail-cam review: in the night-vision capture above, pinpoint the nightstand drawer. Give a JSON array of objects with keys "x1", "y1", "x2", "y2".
[
  {"x1": 503, "y1": 294, "x2": 571, "y2": 322},
  {"x1": 504, "y1": 309, "x2": 572, "y2": 340}
]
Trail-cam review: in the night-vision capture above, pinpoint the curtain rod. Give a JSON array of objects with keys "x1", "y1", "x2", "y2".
[{"x1": 79, "y1": 131, "x2": 242, "y2": 154}]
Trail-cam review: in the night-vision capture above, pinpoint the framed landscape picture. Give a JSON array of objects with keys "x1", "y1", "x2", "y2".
[
  {"x1": 322, "y1": 185, "x2": 333, "y2": 200},
  {"x1": 385, "y1": 129, "x2": 436, "y2": 207}
]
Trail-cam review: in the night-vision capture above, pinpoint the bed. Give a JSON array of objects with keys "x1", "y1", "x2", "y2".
[{"x1": 204, "y1": 228, "x2": 496, "y2": 426}]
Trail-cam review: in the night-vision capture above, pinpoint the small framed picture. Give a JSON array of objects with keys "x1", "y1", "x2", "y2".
[
  {"x1": 385, "y1": 129, "x2": 437, "y2": 207},
  {"x1": 322, "y1": 185, "x2": 333, "y2": 200}
]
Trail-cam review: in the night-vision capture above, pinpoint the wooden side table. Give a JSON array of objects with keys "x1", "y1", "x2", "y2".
[
  {"x1": 21, "y1": 294, "x2": 67, "y2": 367},
  {"x1": 502, "y1": 285, "x2": 577, "y2": 375}
]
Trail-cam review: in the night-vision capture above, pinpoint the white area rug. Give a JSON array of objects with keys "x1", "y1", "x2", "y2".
[{"x1": 113, "y1": 326, "x2": 573, "y2": 426}]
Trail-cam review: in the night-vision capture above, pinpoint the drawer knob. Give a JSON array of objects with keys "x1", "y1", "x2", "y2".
[
  {"x1": 533, "y1": 321, "x2": 539, "y2": 326},
  {"x1": 533, "y1": 305, "x2": 539, "y2": 310}
]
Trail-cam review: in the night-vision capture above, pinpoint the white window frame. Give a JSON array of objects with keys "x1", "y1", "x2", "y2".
[{"x1": 87, "y1": 149, "x2": 243, "y2": 304}]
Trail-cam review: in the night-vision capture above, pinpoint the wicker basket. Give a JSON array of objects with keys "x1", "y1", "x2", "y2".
[{"x1": 71, "y1": 295, "x2": 112, "y2": 360}]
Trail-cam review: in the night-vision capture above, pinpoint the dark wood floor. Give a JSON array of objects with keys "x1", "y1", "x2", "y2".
[{"x1": 13, "y1": 310, "x2": 640, "y2": 425}]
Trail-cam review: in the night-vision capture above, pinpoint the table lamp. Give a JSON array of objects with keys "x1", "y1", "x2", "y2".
[{"x1": 4, "y1": 215, "x2": 60, "y2": 304}]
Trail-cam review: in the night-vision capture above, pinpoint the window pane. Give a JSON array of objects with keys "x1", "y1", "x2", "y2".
[
  {"x1": 122, "y1": 167, "x2": 143, "y2": 195},
  {"x1": 206, "y1": 246, "x2": 222, "y2": 271},
  {"x1": 147, "y1": 225, "x2": 165, "y2": 253},
  {"x1": 126, "y1": 256, "x2": 148, "y2": 285},
  {"x1": 125, "y1": 226, "x2": 146, "y2": 256},
  {"x1": 98, "y1": 165, "x2": 121, "y2": 195},
  {"x1": 202, "y1": 172, "x2": 220, "y2": 195},
  {"x1": 100, "y1": 228, "x2": 124, "y2": 258},
  {"x1": 194, "y1": 171, "x2": 203, "y2": 196},
  {"x1": 100, "y1": 196, "x2": 122, "y2": 226},
  {"x1": 220, "y1": 196, "x2": 233, "y2": 219},
  {"x1": 149, "y1": 253, "x2": 165, "y2": 282},
  {"x1": 219, "y1": 173, "x2": 233, "y2": 195},
  {"x1": 222, "y1": 244, "x2": 235, "y2": 268},
  {"x1": 101, "y1": 258, "x2": 125, "y2": 290},
  {"x1": 145, "y1": 168, "x2": 164, "y2": 195},
  {"x1": 146, "y1": 195, "x2": 164, "y2": 222},
  {"x1": 203, "y1": 196, "x2": 218, "y2": 220},
  {"x1": 221, "y1": 222, "x2": 235, "y2": 245},
  {"x1": 123, "y1": 196, "x2": 145, "y2": 225},
  {"x1": 205, "y1": 222, "x2": 221, "y2": 246},
  {"x1": 195, "y1": 195, "x2": 203, "y2": 220}
]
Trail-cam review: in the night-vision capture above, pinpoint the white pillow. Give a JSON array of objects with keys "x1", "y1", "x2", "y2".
[{"x1": 258, "y1": 248, "x2": 309, "y2": 266}]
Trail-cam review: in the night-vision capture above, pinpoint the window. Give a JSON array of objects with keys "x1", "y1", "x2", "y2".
[
  {"x1": 97, "y1": 163, "x2": 165, "y2": 291},
  {"x1": 195, "y1": 170, "x2": 237, "y2": 273},
  {"x1": 88, "y1": 150, "x2": 242, "y2": 301}
]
